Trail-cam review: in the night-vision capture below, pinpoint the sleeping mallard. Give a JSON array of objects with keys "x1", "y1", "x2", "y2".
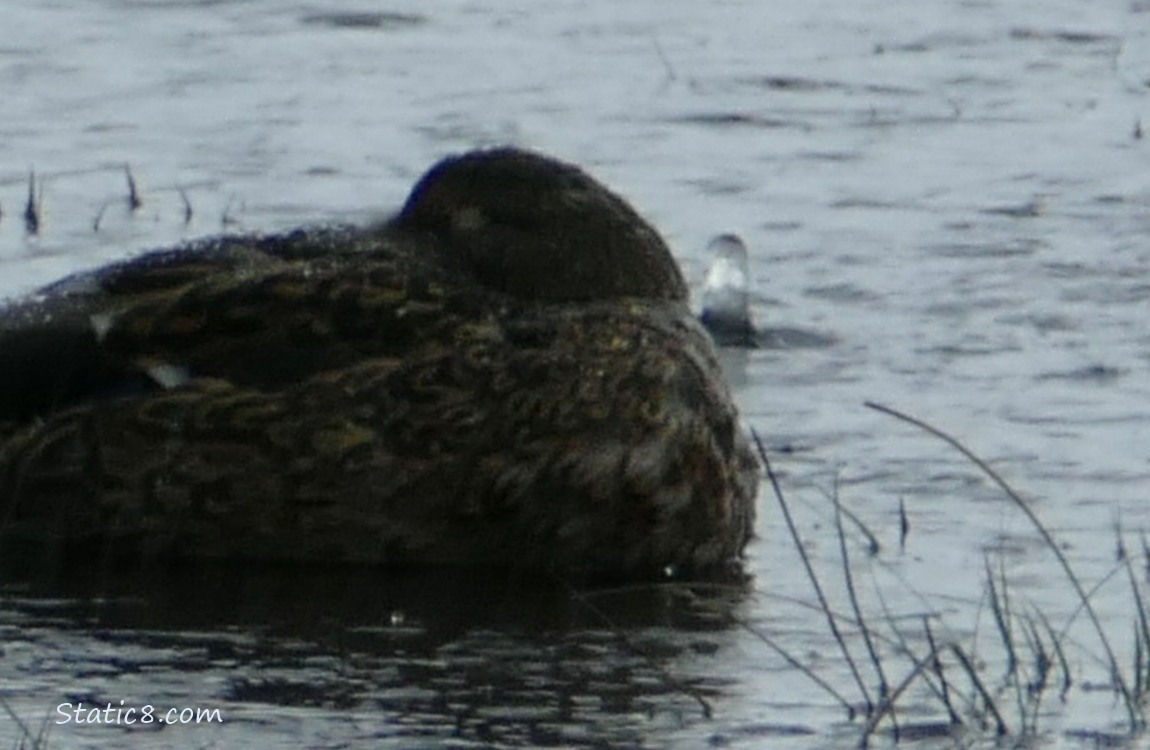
[{"x1": 0, "y1": 148, "x2": 758, "y2": 581}]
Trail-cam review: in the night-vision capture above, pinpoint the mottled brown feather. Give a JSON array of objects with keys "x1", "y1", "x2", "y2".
[{"x1": 0, "y1": 148, "x2": 757, "y2": 581}]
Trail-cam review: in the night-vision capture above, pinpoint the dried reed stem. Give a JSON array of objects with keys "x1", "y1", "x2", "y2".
[
  {"x1": 752, "y1": 428, "x2": 873, "y2": 716},
  {"x1": 864, "y1": 400, "x2": 1141, "y2": 729}
]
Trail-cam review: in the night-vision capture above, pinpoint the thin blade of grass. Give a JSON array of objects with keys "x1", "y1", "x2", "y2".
[
  {"x1": 1024, "y1": 615, "x2": 1051, "y2": 699},
  {"x1": 24, "y1": 170, "x2": 39, "y2": 235},
  {"x1": 859, "y1": 644, "x2": 945, "y2": 748},
  {"x1": 1020, "y1": 614, "x2": 1051, "y2": 733},
  {"x1": 899, "y1": 497, "x2": 909, "y2": 551},
  {"x1": 1032, "y1": 608, "x2": 1073, "y2": 701},
  {"x1": 0, "y1": 694, "x2": 41, "y2": 750},
  {"x1": 950, "y1": 643, "x2": 1009, "y2": 736},
  {"x1": 924, "y1": 616, "x2": 962, "y2": 726},
  {"x1": 125, "y1": 163, "x2": 142, "y2": 211},
  {"x1": 868, "y1": 581, "x2": 958, "y2": 715},
  {"x1": 1121, "y1": 541, "x2": 1150, "y2": 704},
  {"x1": 985, "y1": 555, "x2": 1027, "y2": 733},
  {"x1": 752, "y1": 428, "x2": 873, "y2": 715},
  {"x1": 984, "y1": 555, "x2": 1018, "y2": 679},
  {"x1": 833, "y1": 479, "x2": 891, "y2": 706},
  {"x1": 561, "y1": 581, "x2": 715, "y2": 719},
  {"x1": 864, "y1": 401, "x2": 1141, "y2": 729},
  {"x1": 179, "y1": 188, "x2": 193, "y2": 225},
  {"x1": 816, "y1": 480, "x2": 881, "y2": 555},
  {"x1": 731, "y1": 613, "x2": 857, "y2": 717}
]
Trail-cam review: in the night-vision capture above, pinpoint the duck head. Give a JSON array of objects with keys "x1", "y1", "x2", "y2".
[
  {"x1": 392, "y1": 148, "x2": 689, "y2": 304},
  {"x1": 700, "y1": 233, "x2": 756, "y2": 347}
]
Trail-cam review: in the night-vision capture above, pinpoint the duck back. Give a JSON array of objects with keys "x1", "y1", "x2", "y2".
[{"x1": 0, "y1": 149, "x2": 758, "y2": 582}]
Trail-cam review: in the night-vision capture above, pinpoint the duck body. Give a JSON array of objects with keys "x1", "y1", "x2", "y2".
[{"x1": 0, "y1": 149, "x2": 758, "y2": 581}]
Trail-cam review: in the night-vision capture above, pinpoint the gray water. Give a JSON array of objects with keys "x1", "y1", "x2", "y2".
[{"x1": 1, "y1": 1, "x2": 1150, "y2": 747}]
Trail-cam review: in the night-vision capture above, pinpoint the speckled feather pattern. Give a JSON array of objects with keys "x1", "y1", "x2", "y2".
[{"x1": 0, "y1": 148, "x2": 757, "y2": 581}]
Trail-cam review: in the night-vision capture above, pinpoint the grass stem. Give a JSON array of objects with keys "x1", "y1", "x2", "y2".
[{"x1": 864, "y1": 400, "x2": 1142, "y2": 729}]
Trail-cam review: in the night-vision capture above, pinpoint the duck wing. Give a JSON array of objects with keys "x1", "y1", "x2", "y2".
[{"x1": 0, "y1": 226, "x2": 471, "y2": 424}]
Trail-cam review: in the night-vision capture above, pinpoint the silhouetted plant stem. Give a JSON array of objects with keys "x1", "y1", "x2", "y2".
[
  {"x1": 865, "y1": 584, "x2": 956, "y2": 714},
  {"x1": 950, "y1": 643, "x2": 1009, "y2": 737},
  {"x1": 125, "y1": 164, "x2": 142, "y2": 210},
  {"x1": 562, "y1": 580, "x2": 715, "y2": 719},
  {"x1": 985, "y1": 556, "x2": 1018, "y2": 680},
  {"x1": 817, "y1": 480, "x2": 880, "y2": 555},
  {"x1": 731, "y1": 612, "x2": 857, "y2": 716},
  {"x1": 93, "y1": 201, "x2": 109, "y2": 232},
  {"x1": 898, "y1": 497, "x2": 909, "y2": 550},
  {"x1": 1122, "y1": 544, "x2": 1150, "y2": 702},
  {"x1": 859, "y1": 645, "x2": 942, "y2": 748},
  {"x1": 179, "y1": 188, "x2": 193, "y2": 225},
  {"x1": 1031, "y1": 608, "x2": 1072, "y2": 701},
  {"x1": 923, "y1": 616, "x2": 961, "y2": 726},
  {"x1": 864, "y1": 400, "x2": 1142, "y2": 730},
  {"x1": 752, "y1": 428, "x2": 873, "y2": 717},
  {"x1": 833, "y1": 480, "x2": 891, "y2": 709},
  {"x1": 24, "y1": 170, "x2": 40, "y2": 235}
]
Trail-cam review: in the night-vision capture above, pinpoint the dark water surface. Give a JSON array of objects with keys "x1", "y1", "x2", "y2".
[
  {"x1": 1, "y1": 564, "x2": 754, "y2": 749},
  {"x1": 2, "y1": 0, "x2": 1150, "y2": 747}
]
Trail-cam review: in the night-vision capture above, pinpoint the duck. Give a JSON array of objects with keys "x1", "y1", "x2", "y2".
[
  {"x1": 700, "y1": 234, "x2": 757, "y2": 347},
  {"x1": 0, "y1": 148, "x2": 758, "y2": 582},
  {"x1": 699, "y1": 233, "x2": 836, "y2": 350}
]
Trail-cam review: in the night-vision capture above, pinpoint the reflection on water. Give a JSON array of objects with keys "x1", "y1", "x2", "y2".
[
  {"x1": 1, "y1": 0, "x2": 1149, "y2": 747},
  {"x1": 2, "y1": 563, "x2": 749, "y2": 748}
]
